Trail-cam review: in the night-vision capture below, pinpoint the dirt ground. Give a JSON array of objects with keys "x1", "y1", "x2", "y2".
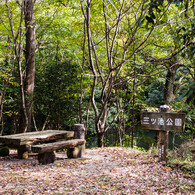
[{"x1": 0, "y1": 147, "x2": 194, "y2": 194}]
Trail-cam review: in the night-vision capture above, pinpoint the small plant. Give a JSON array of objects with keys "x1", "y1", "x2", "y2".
[
  {"x1": 148, "y1": 141, "x2": 194, "y2": 178},
  {"x1": 168, "y1": 141, "x2": 194, "y2": 177},
  {"x1": 148, "y1": 144, "x2": 158, "y2": 155},
  {"x1": 170, "y1": 141, "x2": 193, "y2": 161}
]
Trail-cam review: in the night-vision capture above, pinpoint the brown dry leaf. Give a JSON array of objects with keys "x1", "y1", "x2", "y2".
[{"x1": 0, "y1": 148, "x2": 194, "y2": 194}]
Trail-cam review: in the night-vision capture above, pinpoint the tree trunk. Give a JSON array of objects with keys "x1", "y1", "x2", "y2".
[
  {"x1": 116, "y1": 98, "x2": 123, "y2": 146},
  {"x1": 164, "y1": 60, "x2": 178, "y2": 104},
  {"x1": 97, "y1": 132, "x2": 104, "y2": 147},
  {"x1": 18, "y1": 0, "x2": 35, "y2": 133},
  {"x1": 131, "y1": 66, "x2": 136, "y2": 148},
  {"x1": 117, "y1": 118, "x2": 122, "y2": 146}
]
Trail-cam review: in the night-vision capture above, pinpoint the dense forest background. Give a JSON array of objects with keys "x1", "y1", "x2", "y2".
[{"x1": 0, "y1": 0, "x2": 194, "y2": 150}]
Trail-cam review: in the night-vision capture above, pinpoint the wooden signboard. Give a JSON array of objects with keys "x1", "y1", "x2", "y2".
[
  {"x1": 140, "y1": 109, "x2": 186, "y2": 161},
  {"x1": 140, "y1": 112, "x2": 186, "y2": 132}
]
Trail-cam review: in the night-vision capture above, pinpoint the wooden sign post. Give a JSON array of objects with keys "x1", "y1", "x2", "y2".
[
  {"x1": 140, "y1": 105, "x2": 185, "y2": 161},
  {"x1": 158, "y1": 106, "x2": 170, "y2": 161}
]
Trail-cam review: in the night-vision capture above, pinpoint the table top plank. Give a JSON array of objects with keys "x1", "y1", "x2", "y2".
[{"x1": 0, "y1": 130, "x2": 74, "y2": 146}]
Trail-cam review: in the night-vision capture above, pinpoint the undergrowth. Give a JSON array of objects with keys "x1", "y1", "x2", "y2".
[{"x1": 148, "y1": 140, "x2": 195, "y2": 178}]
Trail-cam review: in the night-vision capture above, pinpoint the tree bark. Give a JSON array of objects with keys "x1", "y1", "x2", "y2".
[
  {"x1": 97, "y1": 132, "x2": 104, "y2": 147},
  {"x1": 18, "y1": 0, "x2": 35, "y2": 133},
  {"x1": 116, "y1": 97, "x2": 123, "y2": 146},
  {"x1": 164, "y1": 61, "x2": 178, "y2": 104}
]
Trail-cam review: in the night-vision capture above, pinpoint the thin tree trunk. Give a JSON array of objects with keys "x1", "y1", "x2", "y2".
[
  {"x1": 116, "y1": 98, "x2": 122, "y2": 146},
  {"x1": 79, "y1": 21, "x2": 86, "y2": 124},
  {"x1": 32, "y1": 113, "x2": 38, "y2": 131},
  {"x1": 0, "y1": 114, "x2": 3, "y2": 136},
  {"x1": 122, "y1": 110, "x2": 125, "y2": 146},
  {"x1": 85, "y1": 101, "x2": 90, "y2": 132},
  {"x1": 131, "y1": 66, "x2": 136, "y2": 148},
  {"x1": 42, "y1": 113, "x2": 50, "y2": 131},
  {"x1": 5, "y1": 0, "x2": 28, "y2": 134},
  {"x1": 18, "y1": 57, "x2": 28, "y2": 133},
  {"x1": 117, "y1": 118, "x2": 122, "y2": 146},
  {"x1": 97, "y1": 132, "x2": 104, "y2": 147}
]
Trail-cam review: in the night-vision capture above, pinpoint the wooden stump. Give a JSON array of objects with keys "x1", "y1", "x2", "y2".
[
  {"x1": 17, "y1": 149, "x2": 28, "y2": 159},
  {"x1": 38, "y1": 152, "x2": 56, "y2": 164},
  {"x1": 74, "y1": 124, "x2": 85, "y2": 139},
  {"x1": 67, "y1": 124, "x2": 85, "y2": 158},
  {"x1": 67, "y1": 146, "x2": 83, "y2": 158}
]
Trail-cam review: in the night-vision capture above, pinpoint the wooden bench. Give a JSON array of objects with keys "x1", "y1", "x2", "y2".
[
  {"x1": 0, "y1": 130, "x2": 74, "y2": 159},
  {"x1": 31, "y1": 139, "x2": 86, "y2": 164},
  {"x1": 0, "y1": 124, "x2": 86, "y2": 164}
]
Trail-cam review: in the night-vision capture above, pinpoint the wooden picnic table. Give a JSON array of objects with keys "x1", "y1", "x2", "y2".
[{"x1": 0, "y1": 130, "x2": 74, "y2": 159}]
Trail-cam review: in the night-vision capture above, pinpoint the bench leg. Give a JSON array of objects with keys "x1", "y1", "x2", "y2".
[
  {"x1": 18, "y1": 149, "x2": 28, "y2": 159},
  {"x1": 67, "y1": 145, "x2": 84, "y2": 158},
  {"x1": 38, "y1": 151, "x2": 56, "y2": 164},
  {"x1": 0, "y1": 146, "x2": 9, "y2": 157}
]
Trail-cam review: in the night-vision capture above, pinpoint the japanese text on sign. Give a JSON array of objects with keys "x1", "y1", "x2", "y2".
[
  {"x1": 143, "y1": 117, "x2": 182, "y2": 126},
  {"x1": 140, "y1": 112, "x2": 185, "y2": 131}
]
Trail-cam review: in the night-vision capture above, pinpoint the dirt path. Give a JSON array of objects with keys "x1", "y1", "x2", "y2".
[{"x1": 0, "y1": 147, "x2": 194, "y2": 194}]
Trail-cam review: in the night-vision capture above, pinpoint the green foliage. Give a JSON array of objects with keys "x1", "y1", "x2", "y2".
[
  {"x1": 172, "y1": 98, "x2": 195, "y2": 141},
  {"x1": 177, "y1": 81, "x2": 195, "y2": 105},
  {"x1": 169, "y1": 159, "x2": 195, "y2": 177},
  {"x1": 145, "y1": 82, "x2": 164, "y2": 105},
  {"x1": 134, "y1": 130, "x2": 157, "y2": 150},
  {"x1": 123, "y1": 134, "x2": 132, "y2": 148},
  {"x1": 146, "y1": 89, "x2": 163, "y2": 104},
  {"x1": 34, "y1": 60, "x2": 81, "y2": 129}
]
